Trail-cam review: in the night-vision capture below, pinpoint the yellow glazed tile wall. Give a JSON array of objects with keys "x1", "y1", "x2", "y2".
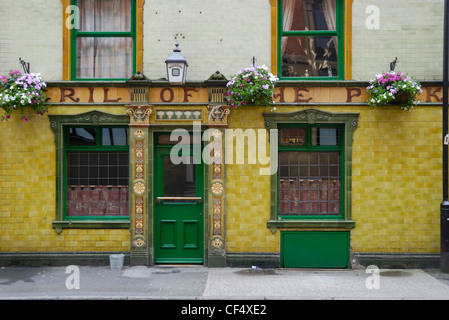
[
  {"x1": 350, "y1": 105, "x2": 441, "y2": 254},
  {"x1": 0, "y1": 106, "x2": 130, "y2": 252},
  {"x1": 225, "y1": 105, "x2": 442, "y2": 255},
  {"x1": 226, "y1": 106, "x2": 278, "y2": 253},
  {"x1": 0, "y1": 104, "x2": 443, "y2": 255}
]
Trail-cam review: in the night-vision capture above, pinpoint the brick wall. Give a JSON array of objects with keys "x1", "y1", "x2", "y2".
[
  {"x1": 142, "y1": 0, "x2": 272, "y2": 81},
  {"x1": 226, "y1": 107, "x2": 278, "y2": 253},
  {"x1": 225, "y1": 105, "x2": 441, "y2": 255},
  {"x1": 0, "y1": 103, "x2": 442, "y2": 255},
  {"x1": 0, "y1": 0, "x2": 63, "y2": 81},
  {"x1": 0, "y1": 107, "x2": 130, "y2": 252},
  {"x1": 0, "y1": 1, "x2": 444, "y2": 82},
  {"x1": 350, "y1": 105, "x2": 441, "y2": 253},
  {"x1": 352, "y1": 0, "x2": 444, "y2": 81}
]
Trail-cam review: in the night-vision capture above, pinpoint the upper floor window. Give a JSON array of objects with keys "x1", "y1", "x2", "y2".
[
  {"x1": 278, "y1": 0, "x2": 344, "y2": 80},
  {"x1": 71, "y1": 0, "x2": 136, "y2": 80}
]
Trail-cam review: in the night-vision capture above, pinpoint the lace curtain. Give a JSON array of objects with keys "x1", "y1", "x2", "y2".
[
  {"x1": 67, "y1": 186, "x2": 129, "y2": 216},
  {"x1": 323, "y1": 0, "x2": 337, "y2": 53},
  {"x1": 77, "y1": 0, "x2": 133, "y2": 78},
  {"x1": 278, "y1": 179, "x2": 341, "y2": 215}
]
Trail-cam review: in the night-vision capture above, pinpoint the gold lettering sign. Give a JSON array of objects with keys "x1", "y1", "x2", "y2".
[{"x1": 45, "y1": 86, "x2": 443, "y2": 105}]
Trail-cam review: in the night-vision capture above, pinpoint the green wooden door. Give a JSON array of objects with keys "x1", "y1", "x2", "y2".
[{"x1": 154, "y1": 147, "x2": 204, "y2": 263}]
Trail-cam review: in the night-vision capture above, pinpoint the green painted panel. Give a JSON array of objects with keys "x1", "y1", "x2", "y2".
[
  {"x1": 160, "y1": 220, "x2": 176, "y2": 249},
  {"x1": 183, "y1": 220, "x2": 199, "y2": 249},
  {"x1": 281, "y1": 231, "x2": 350, "y2": 268},
  {"x1": 154, "y1": 146, "x2": 204, "y2": 264}
]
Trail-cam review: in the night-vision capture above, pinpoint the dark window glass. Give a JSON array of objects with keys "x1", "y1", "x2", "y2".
[
  {"x1": 281, "y1": 36, "x2": 338, "y2": 77},
  {"x1": 102, "y1": 127, "x2": 128, "y2": 146},
  {"x1": 279, "y1": 127, "x2": 306, "y2": 146},
  {"x1": 157, "y1": 134, "x2": 201, "y2": 145},
  {"x1": 68, "y1": 128, "x2": 97, "y2": 146},
  {"x1": 311, "y1": 127, "x2": 339, "y2": 146},
  {"x1": 163, "y1": 155, "x2": 197, "y2": 202}
]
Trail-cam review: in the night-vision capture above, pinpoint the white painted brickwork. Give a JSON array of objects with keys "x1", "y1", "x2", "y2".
[
  {"x1": 0, "y1": 0, "x2": 63, "y2": 81},
  {"x1": 142, "y1": 0, "x2": 272, "y2": 81},
  {"x1": 0, "y1": 0, "x2": 444, "y2": 82},
  {"x1": 352, "y1": 0, "x2": 444, "y2": 81}
]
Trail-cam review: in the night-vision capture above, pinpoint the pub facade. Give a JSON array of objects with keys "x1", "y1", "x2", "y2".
[{"x1": 0, "y1": 0, "x2": 445, "y2": 268}]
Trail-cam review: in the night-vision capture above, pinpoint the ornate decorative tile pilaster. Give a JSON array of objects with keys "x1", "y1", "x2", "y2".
[
  {"x1": 127, "y1": 105, "x2": 153, "y2": 126},
  {"x1": 207, "y1": 105, "x2": 230, "y2": 266},
  {"x1": 207, "y1": 105, "x2": 230, "y2": 127},
  {"x1": 126, "y1": 105, "x2": 152, "y2": 265}
]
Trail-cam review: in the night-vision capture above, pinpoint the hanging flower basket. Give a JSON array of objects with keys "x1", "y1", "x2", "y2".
[
  {"x1": 0, "y1": 70, "x2": 49, "y2": 122},
  {"x1": 391, "y1": 92, "x2": 410, "y2": 105},
  {"x1": 366, "y1": 71, "x2": 422, "y2": 111},
  {"x1": 226, "y1": 65, "x2": 278, "y2": 108}
]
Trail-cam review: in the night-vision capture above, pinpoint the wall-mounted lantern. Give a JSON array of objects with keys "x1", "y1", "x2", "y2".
[{"x1": 165, "y1": 41, "x2": 188, "y2": 85}]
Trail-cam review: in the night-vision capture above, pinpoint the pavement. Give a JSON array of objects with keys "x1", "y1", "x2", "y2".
[{"x1": 1, "y1": 265, "x2": 449, "y2": 302}]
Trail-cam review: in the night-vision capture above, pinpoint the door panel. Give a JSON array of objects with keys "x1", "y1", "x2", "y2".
[
  {"x1": 160, "y1": 220, "x2": 177, "y2": 248},
  {"x1": 154, "y1": 145, "x2": 204, "y2": 263},
  {"x1": 183, "y1": 220, "x2": 199, "y2": 249}
]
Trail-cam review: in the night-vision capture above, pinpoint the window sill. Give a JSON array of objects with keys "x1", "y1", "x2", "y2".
[
  {"x1": 53, "y1": 220, "x2": 130, "y2": 234},
  {"x1": 267, "y1": 219, "x2": 355, "y2": 234}
]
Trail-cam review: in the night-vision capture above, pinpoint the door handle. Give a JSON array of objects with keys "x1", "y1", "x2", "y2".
[{"x1": 156, "y1": 197, "x2": 203, "y2": 204}]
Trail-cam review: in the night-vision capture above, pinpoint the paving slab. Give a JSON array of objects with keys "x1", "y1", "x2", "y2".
[{"x1": 1, "y1": 265, "x2": 449, "y2": 300}]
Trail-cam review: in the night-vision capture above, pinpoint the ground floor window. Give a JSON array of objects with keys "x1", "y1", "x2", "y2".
[
  {"x1": 50, "y1": 111, "x2": 130, "y2": 232},
  {"x1": 263, "y1": 109, "x2": 358, "y2": 231},
  {"x1": 66, "y1": 151, "x2": 129, "y2": 217},
  {"x1": 65, "y1": 126, "x2": 129, "y2": 218},
  {"x1": 278, "y1": 125, "x2": 343, "y2": 219}
]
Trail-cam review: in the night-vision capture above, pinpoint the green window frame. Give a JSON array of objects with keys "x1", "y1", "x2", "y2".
[
  {"x1": 278, "y1": 123, "x2": 344, "y2": 219},
  {"x1": 49, "y1": 111, "x2": 130, "y2": 233},
  {"x1": 277, "y1": 0, "x2": 344, "y2": 80},
  {"x1": 263, "y1": 108, "x2": 358, "y2": 233},
  {"x1": 71, "y1": 0, "x2": 137, "y2": 81}
]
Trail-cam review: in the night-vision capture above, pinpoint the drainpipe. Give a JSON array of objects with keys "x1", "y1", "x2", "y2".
[{"x1": 441, "y1": 0, "x2": 449, "y2": 273}]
